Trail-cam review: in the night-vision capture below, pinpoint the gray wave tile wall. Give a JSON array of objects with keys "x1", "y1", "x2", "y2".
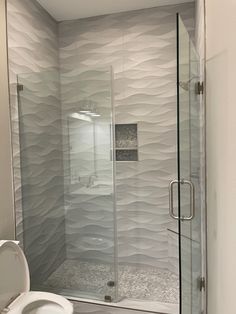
[
  {"x1": 61, "y1": 67, "x2": 115, "y2": 265},
  {"x1": 7, "y1": 0, "x2": 66, "y2": 284},
  {"x1": 58, "y1": 3, "x2": 195, "y2": 272},
  {"x1": 7, "y1": 0, "x2": 197, "y2": 290}
]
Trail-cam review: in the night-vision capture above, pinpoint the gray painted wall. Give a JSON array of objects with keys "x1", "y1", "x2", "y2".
[
  {"x1": 58, "y1": 3, "x2": 195, "y2": 273},
  {"x1": 7, "y1": 0, "x2": 66, "y2": 284}
]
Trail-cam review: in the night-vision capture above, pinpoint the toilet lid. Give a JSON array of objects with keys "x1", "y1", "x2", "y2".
[{"x1": 0, "y1": 240, "x2": 30, "y2": 312}]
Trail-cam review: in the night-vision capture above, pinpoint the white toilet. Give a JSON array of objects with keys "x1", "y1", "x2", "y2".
[{"x1": 0, "y1": 240, "x2": 73, "y2": 314}]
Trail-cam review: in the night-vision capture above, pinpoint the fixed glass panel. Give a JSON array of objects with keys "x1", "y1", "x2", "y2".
[
  {"x1": 17, "y1": 67, "x2": 117, "y2": 302},
  {"x1": 177, "y1": 14, "x2": 203, "y2": 314},
  {"x1": 17, "y1": 70, "x2": 65, "y2": 289}
]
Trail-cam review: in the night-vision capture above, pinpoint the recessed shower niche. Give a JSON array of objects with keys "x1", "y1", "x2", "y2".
[
  {"x1": 6, "y1": 0, "x2": 206, "y2": 313},
  {"x1": 115, "y1": 124, "x2": 138, "y2": 161}
]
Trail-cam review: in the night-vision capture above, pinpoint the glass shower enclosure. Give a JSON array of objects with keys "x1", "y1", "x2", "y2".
[{"x1": 15, "y1": 14, "x2": 205, "y2": 314}]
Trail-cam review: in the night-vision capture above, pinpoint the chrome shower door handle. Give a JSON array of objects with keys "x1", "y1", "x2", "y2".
[
  {"x1": 169, "y1": 180, "x2": 179, "y2": 220},
  {"x1": 169, "y1": 179, "x2": 195, "y2": 221},
  {"x1": 182, "y1": 179, "x2": 195, "y2": 221}
]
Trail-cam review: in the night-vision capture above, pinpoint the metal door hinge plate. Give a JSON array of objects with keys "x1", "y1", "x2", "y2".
[
  {"x1": 198, "y1": 277, "x2": 206, "y2": 291},
  {"x1": 196, "y1": 81, "x2": 204, "y2": 95},
  {"x1": 104, "y1": 295, "x2": 112, "y2": 302},
  {"x1": 17, "y1": 83, "x2": 23, "y2": 92}
]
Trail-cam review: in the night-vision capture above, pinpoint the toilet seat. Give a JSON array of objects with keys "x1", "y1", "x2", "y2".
[
  {"x1": 0, "y1": 241, "x2": 73, "y2": 314},
  {"x1": 7, "y1": 292, "x2": 73, "y2": 314}
]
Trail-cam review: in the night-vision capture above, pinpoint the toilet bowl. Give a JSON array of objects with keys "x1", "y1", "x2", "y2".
[
  {"x1": 7, "y1": 292, "x2": 73, "y2": 314},
  {"x1": 0, "y1": 240, "x2": 73, "y2": 314}
]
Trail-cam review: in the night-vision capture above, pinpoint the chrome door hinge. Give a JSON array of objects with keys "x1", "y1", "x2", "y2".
[
  {"x1": 104, "y1": 295, "x2": 112, "y2": 302},
  {"x1": 17, "y1": 83, "x2": 24, "y2": 92},
  {"x1": 195, "y1": 81, "x2": 204, "y2": 95},
  {"x1": 198, "y1": 277, "x2": 206, "y2": 291}
]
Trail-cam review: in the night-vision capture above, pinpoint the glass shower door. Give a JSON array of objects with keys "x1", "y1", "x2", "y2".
[
  {"x1": 61, "y1": 66, "x2": 117, "y2": 302},
  {"x1": 175, "y1": 14, "x2": 204, "y2": 314}
]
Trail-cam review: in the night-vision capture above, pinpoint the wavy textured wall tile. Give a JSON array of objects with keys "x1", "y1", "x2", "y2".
[
  {"x1": 8, "y1": 0, "x2": 198, "y2": 297},
  {"x1": 59, "y1": 3, "x2": 195, "y2": 275},
  {"x1": 60, "y1": 66, "x2": 115, "y2": 265},
  {"x1": 7, "y1": 0, "x2": 66, "y2": 285}
]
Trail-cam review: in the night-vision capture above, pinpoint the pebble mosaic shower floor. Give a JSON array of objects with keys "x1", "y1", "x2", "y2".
[{"x1": 43, "y1": 260, "x2": 179, "y2": 304}]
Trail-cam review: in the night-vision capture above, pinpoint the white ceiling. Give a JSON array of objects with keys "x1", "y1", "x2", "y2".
[{"x1": 36, "y1": 0, "x2": 194, "y2": 21}]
